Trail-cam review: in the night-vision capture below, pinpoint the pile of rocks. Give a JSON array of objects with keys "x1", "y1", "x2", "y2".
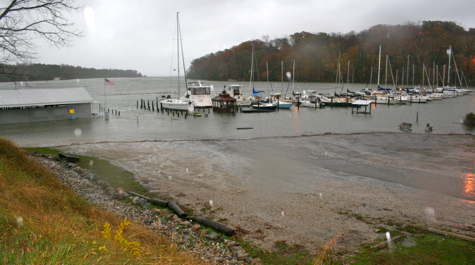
[{"x1": 29, "y1": 152, "x2": 262, "y2": 265}]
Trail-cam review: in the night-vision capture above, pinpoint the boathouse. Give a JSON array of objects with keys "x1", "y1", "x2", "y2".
[
  {"x1": 351, "y1": 100, "x2": 374, "y2": 115},
  {"x1": 212, "y1": 90, "x2": 237, "y2": 113},
  {"x1": 0, "y1": 87, "x2": 94, "y2": 125}
]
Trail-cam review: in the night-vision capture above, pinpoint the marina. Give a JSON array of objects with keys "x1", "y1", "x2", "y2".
[
  {"x1": 0, "y1": 77, "x2": 474, "y2": 147},
  {"x1": 0, "y1": 77, "x2": 474, "y2": 254}
]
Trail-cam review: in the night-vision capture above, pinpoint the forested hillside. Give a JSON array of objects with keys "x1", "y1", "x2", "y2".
[
  {"x1": 0, "y1": 64, "x2": 142, "y2": 82},
  {"x1": 187, "y1": 21, "x2": 475, "y2": 86}
]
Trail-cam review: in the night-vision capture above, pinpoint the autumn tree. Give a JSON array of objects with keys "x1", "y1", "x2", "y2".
[{"x1": 0, "y1": 0, "x2": 83, "y2": 81}]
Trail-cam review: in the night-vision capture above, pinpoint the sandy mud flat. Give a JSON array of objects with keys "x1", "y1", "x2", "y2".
[{"x1": 60, "y1": 133, "x2": 475, "y2": 253}]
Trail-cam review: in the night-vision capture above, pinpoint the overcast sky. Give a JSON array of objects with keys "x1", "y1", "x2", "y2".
[{"x1": 35, "y1": 0, "x2": 475, "y2": 77}]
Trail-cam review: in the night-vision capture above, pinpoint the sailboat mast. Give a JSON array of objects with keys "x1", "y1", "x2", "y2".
[
  {"x1": 334, "y1": 53, "x2": 340, "y2": 94},
  {"x1": 422, "y1": 64, "x2": 426, "y2": 87},
  {"x1": 384, "y1": 55, "x2": 388, "y2": 88},
  {"x1": 281, "y1": 61, "x2": 283, "y2": 94},
  {"x1": 178, "y1": 13, "x2": 187, "y2": 92},
  {"x1": 292, "y1": 60, "x2": 295, "y2": 93},
  {"x1": 447, "y1": 46, "x2": 452, "y2": 86},
  {"x1": 347, "y1": 60, "x2": 350, "y2": 89},
  {"x1": 176, "y1": 12, "x2": 180, "y2": 97},
  {"x1": 377, "y1": 46, "x2": 381, "y2": 87},
  {"x1": 249, "y1": 43, "x2": 254, "y2": 92},
  {"x1": 266, "y1": 61, "x2": 269, "y2": 92},
  {"x1": 442, "y1": 65, "x2": 446, "y2": 86}
]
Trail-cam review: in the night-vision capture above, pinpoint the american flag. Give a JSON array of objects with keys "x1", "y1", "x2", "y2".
[{"x1": 104, "y1": 78, "x2": 115, "y2": 85}]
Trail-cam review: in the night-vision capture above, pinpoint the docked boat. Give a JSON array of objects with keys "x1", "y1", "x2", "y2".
[
  {"x1": 227, "y1": 84, "x2": 252, "y2": 106},
  {"x1": 186, "y1": 80, "x2": 212, "y2": 108},
  {"x1": 160, "y1": 13, "x2": 190, "y2": 111},
  {"x1": 161, "y1": 98, "x2": 192, "y2": 110},
  {"x1": 251, "y1": 101, "x2": 277, "y2": 110}
]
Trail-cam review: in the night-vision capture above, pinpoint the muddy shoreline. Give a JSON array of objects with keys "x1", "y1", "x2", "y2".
[{"x1": 57, "y1": 132, "x2": 475, "y2": 254}]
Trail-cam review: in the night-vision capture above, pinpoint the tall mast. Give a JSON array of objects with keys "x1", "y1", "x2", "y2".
[
  {"x1": 281, "y1": 61, "x2": 283, "y2": 94},
  {"x1": 377, "y1": 46, "x2": 381, "y2": 87},
  {"x1": 292, "y1": 60, "x2": 295, "y2": 92},
  {"x1": 178, "y1": 13, "x2": 187, "y2": 92},
  {"x1": 176, "y1": 12, "x2": 180, "y2": 97},
  {"x1": 249, "y1": 43, "x2": 254, "y2": 92},
  {"x1": 406, "y1": 55, "x2": 409, "y2": 87},
  {"x1": 347, "y1": 60, "x2": 350, "y2": 88},
  {"x1": 334, "y1": 52, "x2": 340, "y2": 94},
  {"x1": 447, "y1": 46, "x2": 452, "y2": 86},
  {"x1": 384, "y1": 54, "x2": 388, "y2": 88},
  {"x1": 442, "y1": 65, "x2": 446, "y2": 86}
]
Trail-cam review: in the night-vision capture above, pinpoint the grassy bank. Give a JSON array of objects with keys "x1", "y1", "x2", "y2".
[{"x1": 0, "y1": 139, "x2": 203, "y2": 264}]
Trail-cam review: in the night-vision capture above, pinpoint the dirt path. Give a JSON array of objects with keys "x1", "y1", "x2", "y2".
[{"x1": 60, "y1": 133, "x2": 475, "y2": 254}]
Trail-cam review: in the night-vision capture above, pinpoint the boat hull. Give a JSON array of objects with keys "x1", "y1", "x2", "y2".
[{"x1": 160, "y1": 99, "x2": 190, "y2": 111}]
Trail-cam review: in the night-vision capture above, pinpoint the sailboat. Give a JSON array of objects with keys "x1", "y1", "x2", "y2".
[
  {"x1": 249, "y1": 44, "x2": 276, "y2": 110},
  {"x1": 268, "y1": 62, "x2": 292, "y2": 109},
  {"x1": 160, "y1": 12, "x2": 192, "y2": 111}
]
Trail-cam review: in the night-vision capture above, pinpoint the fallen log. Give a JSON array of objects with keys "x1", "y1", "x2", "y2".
[
  {"x1": 168, "y1": 201, "x2": 187, "y2": 218},
  {"x1": 128, "y1": 191, "x2": 150, "y2": 200},
  {"x1": 191, "y1": 215, "x2": 234, "y2": 237},
  {"x1": 371, "y1": 235, "x2": 405, "y2": 249},
  {"x1": 149, "y1": 198, "x2": 168, "y2": 207},
  {"x1": 428, "y1": 228, "x2": 475, "y2": 243}
]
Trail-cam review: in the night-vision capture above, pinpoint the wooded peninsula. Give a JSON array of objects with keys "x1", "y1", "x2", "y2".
[
  {"x1": 187, "y1": 21, "x2": 475, "y2": 87},
  {"x1": 0, "y1": 64, "x2": 143, "y2": 82}
]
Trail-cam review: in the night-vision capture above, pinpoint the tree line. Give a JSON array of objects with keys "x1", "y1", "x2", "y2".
[
  {"x1": 187, "y1": 21, "x2": 475, "y2": 87},
  {"x1": 0, "y1": 63, "x2": 143, "y2": 82}
]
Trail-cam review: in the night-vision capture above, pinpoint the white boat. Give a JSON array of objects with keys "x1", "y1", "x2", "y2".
[
  {"x1": 186, "y1": 80, "x2": 212, "y2": 108},
  {"x1": 251, "y1": 102, "x2": 277, "y2": 110},
  {"x1": 410, "y1": 94, "x2": 428, "y2": 103},
  {"x1": 161, "y1": 98, "x2": 192, "y2": 110},
  {"x1": 160, "y1": 12, "x2": 191, "y2": 111},
  {"x1": 275, "y1": 101, "x2": 293, "y2": 109},
  {"x1": 300, "y1": 97, "x2": 320, "y2": 108},
  {"x1": 227, "y1": 84, "x2": 252, "y2": 106}
]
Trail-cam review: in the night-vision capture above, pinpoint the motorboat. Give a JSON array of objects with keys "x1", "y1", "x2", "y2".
[
  {"x1": 226, "y1": 84, "x2": 252, "y2": 106},
  {"x1": 186, "y1": 80, "x2": 212, "y2": 108}
]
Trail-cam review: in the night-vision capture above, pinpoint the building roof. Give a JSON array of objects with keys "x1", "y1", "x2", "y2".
[
  {"x1": 212, "y1": 90, "x2": 237, "y2": 102},
  {"x1": 352, "y1": 100, "x2": 374, "y2": 106},
  {"x1": 0, "y1": 87, "x2": 93, "y2": 108}
]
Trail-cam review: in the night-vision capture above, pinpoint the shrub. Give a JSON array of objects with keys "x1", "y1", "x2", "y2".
[{"x1": 463, "y1": 112, "x2": 475, "y2": 126}]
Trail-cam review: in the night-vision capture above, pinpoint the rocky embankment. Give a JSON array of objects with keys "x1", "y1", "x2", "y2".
[{"x1": 30, "y1": 152, "x2": 262, "y2": 265}]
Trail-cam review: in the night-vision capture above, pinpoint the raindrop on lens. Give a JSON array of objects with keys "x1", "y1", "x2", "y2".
[
  {"x1": 89, "y1": 160, "x2": 93, "y2": 166},
  {"x1": 281, "y1": 211, "x2": 284, "y2": 216},
  {"x1": 74, "y1": 128, "x2": 82, "y2": 136},
  {"x1": 168, "y1": 176, "x2": 172, "y2": 180},
  {"x1": 209, "y1": 200, "x2": 213, "y2": 207}
]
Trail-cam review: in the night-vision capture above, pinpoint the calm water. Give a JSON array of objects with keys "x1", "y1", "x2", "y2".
[{"x1": 1, "y1": 77, "x2": 474, "y2": 147}]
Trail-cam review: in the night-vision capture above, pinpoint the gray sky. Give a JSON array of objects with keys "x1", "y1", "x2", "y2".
[{"x1": 36, "y1": 0, "x2": 475, "y2": 77}]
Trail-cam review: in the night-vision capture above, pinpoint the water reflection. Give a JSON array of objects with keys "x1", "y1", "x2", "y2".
[
  {"x1": 292, "y1": 107, "x2": 301, "y2": 136},
  {"x1": 463, "y1": 172, "x2": 475, "y2": 197}
]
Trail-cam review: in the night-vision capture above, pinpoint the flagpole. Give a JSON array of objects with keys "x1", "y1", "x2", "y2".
[{"x1": 104, "y1": 78, "x2": 108, "y2": 119}]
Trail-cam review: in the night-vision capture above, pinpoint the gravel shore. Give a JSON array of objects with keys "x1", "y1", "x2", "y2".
[
  {"x1": 49, "y1": 132, "x2": 475, "y2": 258},
  {"x1": 30, "y1": 153, "x2": 262, "y2": 264}
]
